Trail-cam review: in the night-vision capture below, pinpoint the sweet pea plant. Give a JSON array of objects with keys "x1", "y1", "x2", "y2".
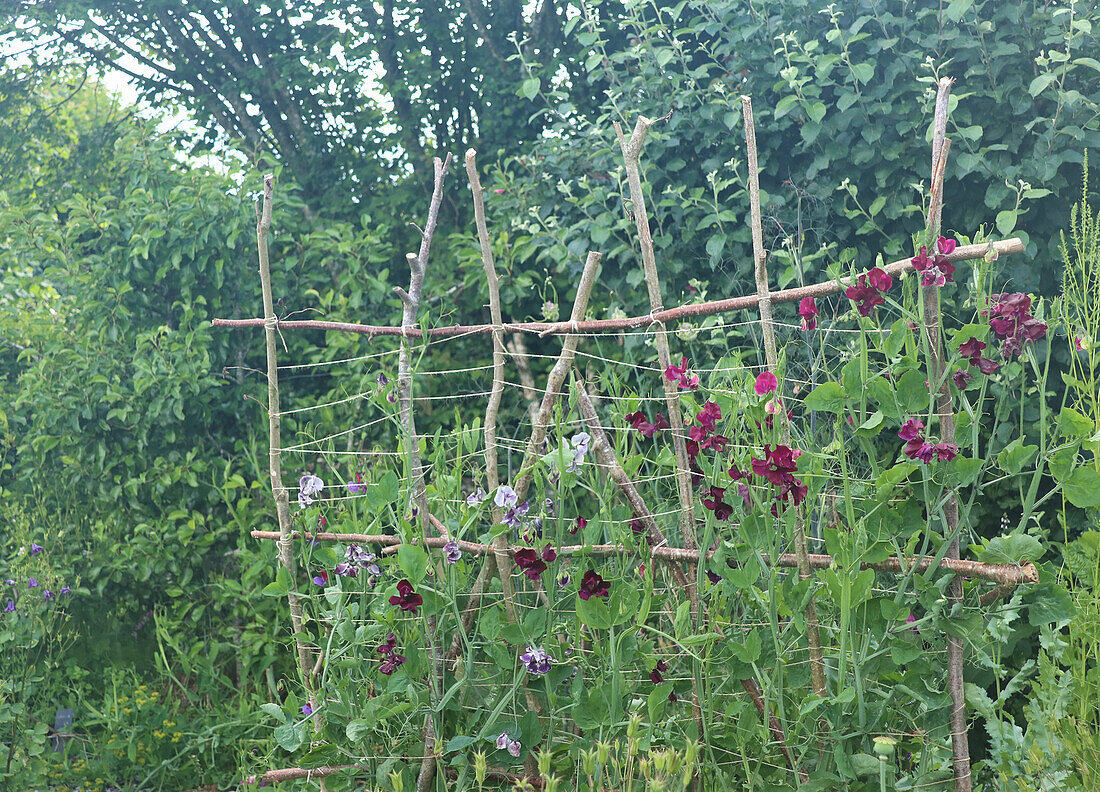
[{"x1": 238, "y1": 99, "x2": 1097, "y2": 792}]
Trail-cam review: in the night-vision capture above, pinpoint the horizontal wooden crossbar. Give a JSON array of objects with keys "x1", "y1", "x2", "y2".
[
  {"x1": 250, "y1": 530, "x2": 1038, "y2": 587},
  {"x1": 214, "y1": 238, "x2": 1022, "y2": 340}
]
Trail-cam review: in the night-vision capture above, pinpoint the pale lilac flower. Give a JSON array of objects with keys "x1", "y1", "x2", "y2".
[
  {"x1": 44, "y1": 590, "x2": 54, "y2": 601},
  {"x1": 503, "y1": 501, "x2": 530, "y2": 529},
  {"x1": 466, "y1": 487, "x2": 487, "y2": 506},
  {"x1": 520, "y1": 646, "x2": 553, "y2": 675},
  {"x1": 443, "y1": 540, "x2": 462, "y2": 564},
  {"x1": 496, "y1": 732, "x2": 521, "y2": 758},
  {"x1": 27, "y1": 578, "x2": 39, "y2": 588},
  {"x1": 59, "y1": 585, "x2": 71, "y2": 596},
  {"x1": 495, "y1": 485, "x2": 518, "y2": 509},
  {"x1": 298, "y1": 473, "x2": 324, "y2": 509},
  {"x1": 333, "y1": 562, "x2": 359, "y2": 578}
]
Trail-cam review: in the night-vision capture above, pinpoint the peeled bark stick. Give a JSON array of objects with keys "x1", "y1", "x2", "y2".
[
  {"x1": 213, "y1": 237, "x2": 1023, "y2": 339},
  {"x1": 396, "y1": 154, "x2": 452, "y2": 792},
  {"x1": 922, "y1": 76, "x2": 972, "y2": 792},
  {"x1": 397, "y1": 153, "x2": 452, "y2": 532},
  {"x1": 741, "y1": 95, "x2": 827, "y2": 701},
  {"x1": 573, "y1": 379, "x2": 689, "y2": 591},
  {"x1": 255, "y1": 176, "x2": 325, "y2": 756},
  {"x1": 250, "y1": 531, "x2": 1040, "y2": 586},
  {"x1": 460, "y1": 150, "x2": 542, "y2": 785},
  {"x1": 614, "y1": 116, "x2": 698, "y2": 567},
  {"x1": 513, "y1": 251, "x2": 602, "y2": 504}
]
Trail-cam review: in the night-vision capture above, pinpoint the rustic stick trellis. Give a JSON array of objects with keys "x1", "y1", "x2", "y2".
[{"x1": 222, "y1": 85, "x2": 1037, "y2": 792}]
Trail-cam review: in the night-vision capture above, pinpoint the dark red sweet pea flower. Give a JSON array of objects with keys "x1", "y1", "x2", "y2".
[
  {"x1": 932, "y1": 442, "x2": 959, "y2": 461},
  {"x1": 650, "y1": 659, "x2": 668, "y2": 684},
  {"x1": 701, "y1": 434, "x2": 729, "y2": 452},
  {"x1": 696, "y1": 401, "x2": 722, "y2": 432},
  {"x1": 975, "y1": 357, "x2": 1001, "y2": 375},
  {"x1": 728, "y1": 464, "x2": 748, "y2": 481},
  {"x1": 898, "y1": 418, "x2": 924, "y2": 442},
  {"x1": 665, "y1": 356, "x2": 700, "y2": 390},
  {"x1": 867, "y1": 267, "x2": 893, "y2": 292},
  {"x1": 570, "y1": 516, "x2": 587, "y2": 535},
  {"x1": 514, "y1": 547, "x2": 549, "y2": 580},
  {"x1": 702, "y1": 486, "x2": 734, "y2": 520},
  {"x1": 798, "y1": 297, "x2": 819, "y2": 332},
  {"x1": 578, "y1": 569, "x2": 610, "y2": 600},
  {"x1": 389, "y1": 579, "x2": 423, "y2": 614},
  {"x1": 625, "y1": 410, "x2": 658, "y2": 438},
  {"x1": 688, "y1": 425, "x2": 708, "y2": 443},
  {"x1": 952, "y1": 369, "x2": 973, "y2": 389},
  {"x1": 629, "y1": 517, "x2": 646, "y2": 536},
  {"x1": 653, "y1": 412, "x2": 670, "y2": 431},
  {"x1": 911, "y1": 246, "x2": 933, "y2": 273},
  {"x1": 903, "y1": 439, "x2": 934, "y2": 463},
  {"x1": 845, "y1": 271, "x2": 889, "y2": 316},
  {"x1": 959, "y1": 337, "x2": 986, "y2": 362},
  {"x1": 985, "y1": 292, "x2": 1048, "y2": 357}
]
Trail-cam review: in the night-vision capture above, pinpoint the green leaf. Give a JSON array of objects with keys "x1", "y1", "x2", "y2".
[
  {"x1": 806, "y1": 102, "x2": 826, "y2": 124},
  {"x1": 648, "y1": 682, "x2": 673, "y2": 722},
  {"x1": 894, "y1": 368, "x2": 929, "y2": 414},
  {"x1": 1064, "y1": 467, "x2": 1100, "y2": 508},
  {"x1": 995, "y1": 209, "x2": 1017, "y2": 235},
  {"x1": 774, "y1": 95, "x2": 800, "y2": 120},
  {"x1": 851, "y1": 62, "x2": 874, "y2": 84},
  {"x1": 856, "y1": 410, "x2": 885, "y2": 437},
  {"x1": 1029, "y1": 73, "x2": 1057, "y2": 97},
  {"x1": 804, "y1": 381, "x2": 846, "y2": 413},
  {"x1": 274, "y1": 722, "x2": 302, "y2": 752},
  {"x1": 730, "y1": 629, "x2": 761, "y2": 663},
  {"x1": 979, "y1": 533, "x2": 1044, "y2": 564},
  {"x1": 876, "y1": 462, "x2": 917, "y2": 493},
  {"x1": 1073, "y1": 57, "x2": 1100, "y2": 73},
  {"x1": 945, "y1": 0, "x2": 975, "y2": 21},
  {"x1": 260, "y1": 703, "x2": 287, "y2": 723},
  {"x1": 262, "y1": 566, "x2": 292, "y2": 598},
  {"x1": 998, "y1": 437, "x2": 1038, "y2": 474},
  {"x1": 573, "y1": 684, "x2": 612, "y2": 729},
  {"x1": 397, "y1": 544, "x2": 430, "y2": 583},
  {"x1": 520, "y1": 78, "x2": 541, "y2": 100},
  {"x1": 576, "y1": 596, "x2": 614, "y2": 630},
  {"x1": 346, "y1": 720, "x2": 374, "y2": 741},
  {"x1": 444, "y1": 735, "x2": 480, "y2": 753},
  {"x1": 1058, "y1": 406, "x2": 1094, "y2": 439}
]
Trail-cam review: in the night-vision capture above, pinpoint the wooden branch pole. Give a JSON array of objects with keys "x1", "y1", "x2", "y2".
[
  {"x1": 212, "y1": 240, "x2": 1023, "y2": 339},
  {"x1": 741, "y1": 96, "x2": 828, "y2": 701},
  {"x1": 254, "y1": 175, "x2": 325, "y2": 775},
  {"x1": 922, "y1": 77, "x2": 972, "y2": 792},
  {"x1": 250, "y1": 530, "x2": 1038, "y2": 587},
  {"x1": 513, "y1": 251, "x2": 602, "y2": 505},
  {"x1": 394, "y1": 154, "x2": 452, "y2": 792},
  {"x1": 614, "y1": 116, "x2": 699, "y2": 568}
]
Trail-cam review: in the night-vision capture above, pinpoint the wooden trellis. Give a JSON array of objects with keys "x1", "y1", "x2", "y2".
[{"x1": 219, "y1": 80, "x2": 1036, "y2": 792}]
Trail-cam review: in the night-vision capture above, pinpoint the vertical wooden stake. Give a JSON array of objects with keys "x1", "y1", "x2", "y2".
[
  {"x1": 256, "y1": 175, "x2": 326, "y2": 790},
  {"x1": 922, "y1": 77, "x2": 971, "y2": 792},
  {"x1": 741, "y1": 96, "x2": 828, "y2": 702}
]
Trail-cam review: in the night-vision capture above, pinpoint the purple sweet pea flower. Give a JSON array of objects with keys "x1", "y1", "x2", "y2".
[
  {"x1": 346, "y1": 474, "x2": 367, "y2": 495},
  {"x1": 520, "y1": 646, "x2": 553, "y2": 675},
  {"x1": 30, "y1": 543, "x2": 43, "y2": 555},
  {"x1": 502, "y1": 501, "x2": 530, "y2": 529},
  {"x1": 443, "y1": 540, "x2": 462, "y2": 564},
  {"x1": 298, "y1": 473, "x2": 324, "y2": 509},
  {"x1": 496, "y1": 732, "x2": 521, "y2": 758},
  {"x1": 4, "y1": 579, "x2": 14, "y2": 586},
  {"x1": 59, "y1": 586, "x2": 71, "y2": 596},
  {"x1": 302, "y1": 703, "x2": 313, "y2": 716},
  {"x1": 465, "y1": 486, "x2": 487, "y2": 506},
  {"x1": 43, "y1": 590, "x2": 54, "y2": 601},
  {"x1": 3, "y1": 600, "x2": 14, "y2": 613},
  {"x1": 27, "y1": 578, "x2": 38, "y2": 588}
]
